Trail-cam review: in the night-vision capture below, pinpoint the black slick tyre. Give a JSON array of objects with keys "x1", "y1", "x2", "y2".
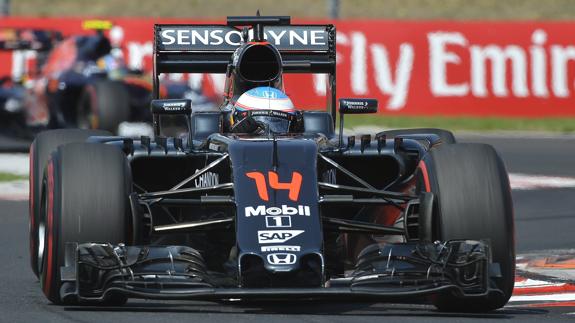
[
  {"x1": 417, "y1": 143, "x2": 514, "y2": 312},
  {"x1": 29, "y1": 129, "x2": 111, "y2": 278},
  {"x1": 39, "y1": 143, "x2": 131, "y2": 304},
  {"x1": 77, "y1": 81, "x2": 131, "y2": 133}
]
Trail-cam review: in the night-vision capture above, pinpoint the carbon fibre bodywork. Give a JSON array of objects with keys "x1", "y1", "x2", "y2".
[
  {"x1": 46, "y1": 15, "x2": 510, "y2": 308},
  {"x1": 58, "y1": 130, "x2": 502, "y2": 303}
]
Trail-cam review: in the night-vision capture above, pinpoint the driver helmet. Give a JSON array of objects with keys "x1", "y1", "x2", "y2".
[{"x1": 230, "y1": 86, "x2": 303, "y2": 134}]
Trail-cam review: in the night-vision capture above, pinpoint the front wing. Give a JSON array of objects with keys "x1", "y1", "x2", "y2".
[{"x1": 59, "y1": 240, "x2": 503, "y2": 303}]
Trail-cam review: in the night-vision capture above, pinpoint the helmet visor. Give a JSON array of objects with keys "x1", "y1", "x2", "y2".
[{"x1": 253, "y1": 116, "x2": 290, "y2": 133}]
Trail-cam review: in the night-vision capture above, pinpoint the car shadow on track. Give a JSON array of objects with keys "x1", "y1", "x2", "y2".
[{"x1": 62, "y1": 301, "x2": 548, "y2": 319}]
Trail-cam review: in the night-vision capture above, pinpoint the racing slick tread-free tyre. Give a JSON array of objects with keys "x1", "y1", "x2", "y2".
[
  {"x1": 77, "y1": 81, "x2": 131, "y2": 133},
  {"x1": 40, "y1": 143, "x2": 131, "y2": 304},
  {"x1": 383, "y1": 128, "x2": 456, "y2": 144},
  {"x1": 29, "y1": 129, "x2": 111, "y2": 278},
  {"x1": 417, "y1": 143, "x2": 514, "y2": 312}
]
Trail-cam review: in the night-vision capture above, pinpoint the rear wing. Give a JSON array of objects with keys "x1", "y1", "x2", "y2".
[{"x1": 152, "y1": 16, "x2": 337, "y2": 117}]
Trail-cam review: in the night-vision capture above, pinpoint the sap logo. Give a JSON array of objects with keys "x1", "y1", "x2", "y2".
[
  {"x1": 194, "y1": 170, "x2": 219, "y2": 188},
  {"x1": 258, "y1": 230, "x2": 304, "y2": 244},
  {"x1": 245, "y1": 205, "x2": 310, "y2": 217},
  {"x1": 266, "y1": 253, "x2": 297, "y2": 265},
  {"x1": 261, "y1": 245, "x2": 301, "y2": 252}
]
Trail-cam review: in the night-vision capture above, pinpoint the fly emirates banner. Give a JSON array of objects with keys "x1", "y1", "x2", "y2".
[{"x1": 2, "y1": 17, "x2": 575, "y2": 117}]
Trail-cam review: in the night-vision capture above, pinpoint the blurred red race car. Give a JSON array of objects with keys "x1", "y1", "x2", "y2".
[{"x1": 2, "y1": 21, "x2": 216, "y2": 137}]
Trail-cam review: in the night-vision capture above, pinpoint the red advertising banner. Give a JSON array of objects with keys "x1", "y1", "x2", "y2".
[{"x1": 2, "y1": 17, "x2": 575, "y2": 117}]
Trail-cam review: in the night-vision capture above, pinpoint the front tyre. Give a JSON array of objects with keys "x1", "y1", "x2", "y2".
[
  {"x1": 40, "y1": 143, "x2": 131, "y2": 304},
  {"x1": 417, "y1": 143, "x2": 514, "y2": 312},
  {"x1": 29, "y1": 129, "x2": 111, "y2": 278}
]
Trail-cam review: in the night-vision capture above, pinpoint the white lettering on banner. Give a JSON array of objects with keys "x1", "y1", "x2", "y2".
[
  {"x1": 530, "y1": 30, "x2": 549, "y2": 98},
  {"x1": 351, "y1": 32, "x2": 368, "y2": 95},
  {"x1": 551, "y1": 45, "x2": 575, "y2": 98},
  {"x1": 127, "y1": 41, "x2": 153, "y2": 70},
  {"x1": 25, "y1": 23, "x2": 575, "y2": 116},
  {"x1": 370, "y1": 43, "x2": 414, "y2": 110},
  {"x1": 471, "y1": 45, "x2": 529, "y2": 97},
  {"x1": 313, "y1": 74, "x2": 327, "y2": 95},
  {"x1": 428, "y1": 31, "x2": 469, "y2": 97},
  {"x1": 11, "y1": 50, "x2": 36, "y2": 80}
]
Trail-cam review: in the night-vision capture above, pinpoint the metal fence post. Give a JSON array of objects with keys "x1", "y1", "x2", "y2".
[
  {"x1": 0, "y1": 0, "x2": 10, "y2": 16},
  {"x1": 328, "y1": 0, "x2": 340, "y2": 19}
]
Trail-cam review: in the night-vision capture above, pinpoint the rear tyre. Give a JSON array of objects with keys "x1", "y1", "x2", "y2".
[
  {"x1": 77, "y1": 81, "x2": 131, "y2": 133},
  {"x1": 383, "y1": 128, "x2": 456, "y2": 144},
  {"x1": 29, "y1": 129, "x2": 111, "y2": 278},
  {"x1": 39, "y1": 143, "x2": 131, "y2": 304},
  {"x1": 417, "y1": 143, "x2": 514, "y2": 312}
]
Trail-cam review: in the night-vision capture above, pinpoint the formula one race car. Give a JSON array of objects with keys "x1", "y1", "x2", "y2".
[
  {"x1": 0, "y1": 28, "x2": 61, "y2": 138},
  {"x1": 29, "y1": 16, "x2": 515, "y2": 312}
]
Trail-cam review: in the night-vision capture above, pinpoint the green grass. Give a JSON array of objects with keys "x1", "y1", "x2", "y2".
[
  {"x1": 344, "y1": 115, "x2": 575, "y2": 133},
  {"x1": 0, "y1": 172, "x2": 27, "y2": 182}
]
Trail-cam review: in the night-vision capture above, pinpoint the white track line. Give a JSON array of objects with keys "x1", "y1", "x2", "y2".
[
  {"x1": 510, "y1": 292, "x2": 575, "y2": 302},
  {"x1": 509, "y1": 173, "x2": 575, "y2": 190},
  {"x1": 0, "y1": 153, "x2": 28, "y2": 176},
  {"x1": 0, "y1": 180, "x2": 28, "y2": 201}
]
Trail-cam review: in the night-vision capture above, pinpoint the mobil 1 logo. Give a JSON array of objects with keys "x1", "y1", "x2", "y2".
[{"x1": 265, "y1": 215, "x2": 291, "y2": 228}]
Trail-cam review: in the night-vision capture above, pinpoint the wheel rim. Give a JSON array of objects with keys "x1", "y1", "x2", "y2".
[{"x1": 37, "y1": 180, "x2": 48, "y2": 273}]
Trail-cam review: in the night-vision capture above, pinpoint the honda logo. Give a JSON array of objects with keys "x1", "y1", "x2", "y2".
[{"x1": 266, "y1": 253, "x2": 297, "y2": 265}]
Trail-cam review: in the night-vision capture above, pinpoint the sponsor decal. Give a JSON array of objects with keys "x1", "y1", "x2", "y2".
[
  {"x1": 162, "y1": 101, "x2": 187, "y2": 111},
  {"x1": 265, "y1": 215, "x2": 291, "y2": 228},
  {"x1": 266, "y1": 253, "x2": 297, "y2": 265},
  {"x1": 194, "y1": 169, "x2": 219, "y2": 188},
  {"x1": 158, "y1": 26, "x2": 328, "y2": 50},
  {"x1": 246, "y1": 171, "x2": 302, "y2": 201},
  {"x1": 258, "y1": 230, "x2": 304, "y2": 244},
  {"x1": 261, "y1": 245, "x2": 301, "y2": 252},
  {"x1": 245, "y1": 205, "x2": 310, "y2": 217}
]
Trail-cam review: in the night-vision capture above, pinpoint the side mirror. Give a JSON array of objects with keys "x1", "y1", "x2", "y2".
[
  {"x1": 151, "y1": 99, "x2": 192, "y2": 141},
  {"x1": 339, "y1": 98, "x2": 378, "y2": 114},
  {"x1": 151, "y1": 99, "x2": 192, "y2": 116},
  {"x1": 337, "y1": 98, "x2": 378, "y2": 148}
]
